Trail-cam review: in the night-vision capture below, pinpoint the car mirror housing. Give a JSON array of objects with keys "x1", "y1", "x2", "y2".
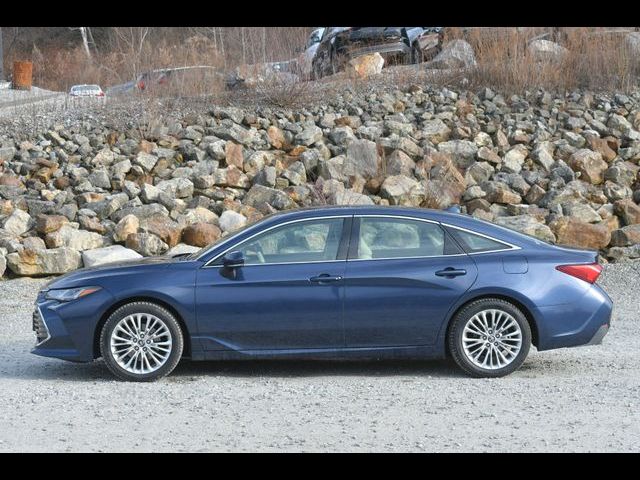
[{"x1": 223, "y1": 251, "x2": 244, "y2": 268}]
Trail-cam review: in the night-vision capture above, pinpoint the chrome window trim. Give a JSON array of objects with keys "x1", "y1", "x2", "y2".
[
  {"x1": 202, "y1": 215, "x2": 352, "y2": 268},
  {"x1": 35, "y1": 307, "x2": 51, "y2": 347},
  {"x1": 440, "y1": 222, "x2": 522, "y2": 255}
]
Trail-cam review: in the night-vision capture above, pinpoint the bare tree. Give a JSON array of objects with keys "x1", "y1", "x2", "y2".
[
  {"x1": 69, "y1": 27, "x2": 93, "y2": 60},
  {"x1": 0, "y1": 27, "x2": 4, "y2": 82}
]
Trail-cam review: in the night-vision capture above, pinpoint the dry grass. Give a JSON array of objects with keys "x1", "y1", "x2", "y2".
[{"x1": 444, "y1": 27, "x2": 640, "y2": 93}]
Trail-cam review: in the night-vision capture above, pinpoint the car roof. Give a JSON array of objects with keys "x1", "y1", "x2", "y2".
[{"x1": 255, "y1": 205, "x2": 548, "y2": 249}]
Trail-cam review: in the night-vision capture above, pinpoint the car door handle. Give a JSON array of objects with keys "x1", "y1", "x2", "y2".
[
  {"x1": 309, "y1": 274, "x2": 343, "y2": 283},
  {"x1": 435, "y1": 268, "x2": 467, "y2": 278}
]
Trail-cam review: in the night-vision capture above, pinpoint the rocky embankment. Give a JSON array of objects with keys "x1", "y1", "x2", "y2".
[{"x1": 1, "y1": 84, "x2": 640, "y2": 277}]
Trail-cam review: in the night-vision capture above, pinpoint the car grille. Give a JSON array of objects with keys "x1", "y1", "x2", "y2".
[{"x1": 32, "y1": 308, "x2": 50, "y2": 346}]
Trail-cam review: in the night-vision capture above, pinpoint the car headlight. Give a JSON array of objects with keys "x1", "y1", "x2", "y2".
[{"x1": 45, "y1": 287, "x2": 102, "y2": 302}]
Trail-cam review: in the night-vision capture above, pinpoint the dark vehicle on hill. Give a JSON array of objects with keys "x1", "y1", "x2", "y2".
[{"x1": 311, "y1": 27, "x2": 444, "y2": 79}]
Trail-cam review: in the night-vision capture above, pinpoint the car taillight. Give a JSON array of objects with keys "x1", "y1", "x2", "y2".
[
  {"x1": 556, "y1": 263, "x2": 603, "y2": 284},
  {"x1": 98, "y1": 91, "x2": 104, "y2": 96}
]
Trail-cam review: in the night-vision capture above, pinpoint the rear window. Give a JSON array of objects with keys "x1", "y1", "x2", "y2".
[{"x1": 448, "y1": 228, "x2": 512, "y2": 253}]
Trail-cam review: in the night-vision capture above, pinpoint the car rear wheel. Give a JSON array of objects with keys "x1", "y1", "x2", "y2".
[
  {"x1": 448, "y1": 298, "x2": 531, "y2": 378},
  {"x1": 100, "y1": 302, "x2": 184, "y2": 382}
]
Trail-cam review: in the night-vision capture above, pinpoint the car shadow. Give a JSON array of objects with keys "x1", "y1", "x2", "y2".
[
  {"x1": 2, "y1": 354, "x2": 467, "y2": 382},
  {"x1": 170, "y1": 358, "x2": 466, "y2": 379}
]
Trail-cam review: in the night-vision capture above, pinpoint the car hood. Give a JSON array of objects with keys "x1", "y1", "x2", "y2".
[{"x1": 43, "y1": 255, "x2": 182, "y2": 291}]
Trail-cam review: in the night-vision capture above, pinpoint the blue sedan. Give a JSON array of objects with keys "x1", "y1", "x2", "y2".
[{"x1": 32, "y1": 206, "x2": 613, "y2": 381}]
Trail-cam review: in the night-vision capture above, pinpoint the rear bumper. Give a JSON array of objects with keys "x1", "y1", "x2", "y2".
[
  {"x1": 535, "y1": 283, "x2": 613, "y2": 351},
  {"x1": 586, "y1": 323, "x2": 610, "y2": 346}
]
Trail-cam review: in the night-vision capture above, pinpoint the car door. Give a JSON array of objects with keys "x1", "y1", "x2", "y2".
[
  {"x1": 195, "y1": 216, "x2": 350, "y2": 352},
  {"x1": 343, "y1": 215, "x2": 478, "y2": 348}
]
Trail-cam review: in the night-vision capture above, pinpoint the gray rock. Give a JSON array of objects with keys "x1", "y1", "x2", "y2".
[
  {"x1": 494, "y1": 215, "x2": 556, "y2": 243},
  {"x1": 295, "y1": 124, "x2": 323, "y2": 146},
  {"x1": 380, "y1": 175, "x2": 425, "y2": 206},
  {"x1": 438, "y1": 140, "x2": 478, "y2": 169},
  {"x1": 82, "y1": 245, "x2": 143, "y2": 267},
  {"x1": 502, "y1": 145, "x2": 528, "y2": 174},
  {"x1": 527, "y1": 39, "x2": 569, "y2": 62},
  {"x1": 1, "y1": 209, "x2": 32, "y2": 236},
  {"x1": 134, "y1": 152, "x2": 159, "y2": 172},
  {"x1": 125, "y1": 233, "x2": 168, "y2": 256},
  {"x1": 282, "y1": 161, "x2": 307, "y2": 186},
  {"x1": 156, "y1": 178, "x2": 194, "y2": 199},
  {"x1": 329, "y1": 189, "x2": 374, "y2": 206},
  {"x1": 427, "y1": 39, "x2": 476, "y2": 69},
  {"x1": 244, "y1": 185, "x2": 295, "y2": 210},
  {"x1": 344, "y1": 139, "x2": 380, "y2": 178},
  {"x1": 45, "y1": 225, "x2": 105, "y2": 251},
  {"x1": 219, "y1": 210, "x2": 248, "y2": 233}
]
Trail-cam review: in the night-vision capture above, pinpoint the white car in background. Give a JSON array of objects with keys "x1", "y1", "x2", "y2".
[
  {"x1": 69, "y1": 84, "x2": 105, "y2": 98},
  {"x1": 297, "y1": 27, "x2": 325, "y2": 79}
]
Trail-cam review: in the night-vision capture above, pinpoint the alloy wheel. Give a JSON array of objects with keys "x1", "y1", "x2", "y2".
[
  {"x1": 110, "y1": 313, "x2": 173, "y2": 375},
  {"x1": 461, "y1": 308, "x2": 523, "y2": 370}
]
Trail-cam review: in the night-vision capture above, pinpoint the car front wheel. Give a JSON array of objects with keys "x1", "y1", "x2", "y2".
[
  {"x1": 100, "y1": 302, "x2": 184, "y2": 382},
  {"x1": 448, "y1": 298, "x2": 531, "y2": 378}
]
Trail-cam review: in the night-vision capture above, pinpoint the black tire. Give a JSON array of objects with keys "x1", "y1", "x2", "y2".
[
  {"x1": 100, "y1": 301, "x2": 184, "y2": 382},
  {"x1": 448, "y1": 298, "x2": 531, "y2": 378}
]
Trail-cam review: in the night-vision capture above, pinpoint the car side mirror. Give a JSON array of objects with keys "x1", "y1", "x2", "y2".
[{"x1": 223, "y1": 251, "x2": 244, "y2": 268}]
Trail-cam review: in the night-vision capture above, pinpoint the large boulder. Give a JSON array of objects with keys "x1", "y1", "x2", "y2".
[
  {"x1": 82, "y1": 245, "x2": 143, "y2": 268},
  {"x1": 329, "y1": 189, "x2": 374, "y2": 206},
  {"x1": 344, "y1": 139, "x2": 380, "y2": 178},
  {"x1": 568, "y1": 149, "x2": 608, "y2": 184},
  {"x1": 182, "y1": 223, "x2": 222, "y2": 248},
  {"x1": 0, "y1": 253, "x2": 5, "y2": 278},
  {"x1": 614, "y1": 199, "x2": 640, "y2": 225},
  {"x1": 113, "y1": 214, "x2": 140, "y2": 243},
  {"x1": 6, "y1": 247, "x2": 82, "y2": 276},
  {"x1": 125, "y1": 233, "x2": 168, "y2": 256},
  {"x1": 610, "y1": 224, "x2": 640, "y2": 247},
  {"x1": 45, "y1": 225, "x2": 104, "y2": 251},
  {"x1": 427, "y1": 39, "x2": 476, "y2": 69},
  {"x1": 550, "y1": 217, "x2": 611, "y2": 250},
  {"x1": 244, "y1": 184, "x2": 296, "y2": 211},
  {"x1": 437, "y1": 140, "x2": 478, "y2": 169},
  {"x1": 219, "y1": 210, "x2": 248, "y2": 233},
  {"x1": 35, "y1": 214, "x2": 69, "y2": 234},
  {"x1": 527, "y1": 39, "x2": 569, "y2": 62},
  {"x1": 346, "y1": 53, "x2": 384, "y2": 79},
  {"x1": 1, "y1": 209, "x2": 32, "y2": 236},
  {"x1": 380, "y1": 175, "x2": 424, "y2": 206},
  {"x1": 139, "y1": 215, "x2": 183, "y2": 248}
]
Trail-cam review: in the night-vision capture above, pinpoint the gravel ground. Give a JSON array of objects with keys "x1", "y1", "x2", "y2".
[{"x1": 0, "y1": 262, "x2": 638, "y2": 452}]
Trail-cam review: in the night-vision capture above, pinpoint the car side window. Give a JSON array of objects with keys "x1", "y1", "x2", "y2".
[
  {"x1": 235, "y1": 218, "x2": 345, "y2": 265},
  {"x1": 353, "y1": 218, "x2": 453, "y2": 260},
  {"x1": 448, "y1": 228, "x2": 511, "y2": 253}
]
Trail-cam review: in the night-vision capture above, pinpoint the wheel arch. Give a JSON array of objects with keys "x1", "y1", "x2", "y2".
[
  {"x1": 443, "y1": 292, "x2": 540, "y2": 354},
  {"x1": 93, "y1": 296, "x2": 192, "y2": 360}
]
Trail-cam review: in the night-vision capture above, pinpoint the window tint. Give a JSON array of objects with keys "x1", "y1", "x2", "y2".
[
  {"x1": 354, "y1": 218, "x2": 450, "y2": 259},
  {"x1": 235, "y1": 218, "x2": 344, "y2": 265},
  {"x1": 449, "y1": 228, "x2": 511, "y2": 253}
]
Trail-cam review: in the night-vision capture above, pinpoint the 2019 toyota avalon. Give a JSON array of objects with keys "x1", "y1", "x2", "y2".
[{"x1": 32, "y1": 206, "x2": 613, "y2": 381}]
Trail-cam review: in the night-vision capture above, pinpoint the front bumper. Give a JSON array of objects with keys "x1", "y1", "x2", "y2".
[{"x1": 31, "y1": 287, "x2": 115, "y2": 362}]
